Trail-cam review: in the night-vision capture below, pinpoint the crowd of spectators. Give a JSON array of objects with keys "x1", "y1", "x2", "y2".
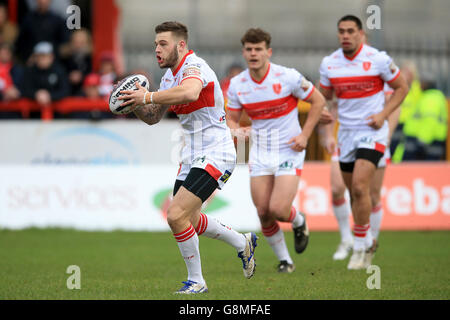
[{"x1": 0, "y1": 0, "x2": 128, "y2": 120}]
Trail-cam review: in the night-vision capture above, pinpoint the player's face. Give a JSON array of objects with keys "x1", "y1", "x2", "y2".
[
  {"x1": 337, "y1": 21, "x2": 364, "y2": 55},
  {"x1": 242, "y1": 42, "x2": 272, "y2": 71},
  {"x1": 155, "y1": 32, "x2": 180, "y2": 69}
]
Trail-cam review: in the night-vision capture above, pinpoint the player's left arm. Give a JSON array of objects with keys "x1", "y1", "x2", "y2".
[
  {"x1": 367, "y1": 54, "x2": 409, "y2": 130},
  {"x1": 367, "y1": 75, "x2": 408, "y2": 130},
  {"x1": 385, "y1": 91, "x2": 401, "y2": 144},
  {"x1": 289, "y1": 88, "x2": 326, "y2": 152}
]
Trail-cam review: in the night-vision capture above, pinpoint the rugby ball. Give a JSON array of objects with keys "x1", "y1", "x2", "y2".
[{"x1": 109, "y1": 74, "x2": 150, "y2": 115}]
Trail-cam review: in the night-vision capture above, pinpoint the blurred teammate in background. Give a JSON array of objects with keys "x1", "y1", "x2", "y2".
[
  {"x1": 226, "y1": 28, "x2": 326, "y2": 273},
  {"x1": 117, "y1": 21, "x2": 257, "y2": 294},
  {"x1": 319, "y1": 82, "x2": 398, "y2": 261},
  {"x1": 318, "y1": 15, "x2": 408, "y2": 270}
]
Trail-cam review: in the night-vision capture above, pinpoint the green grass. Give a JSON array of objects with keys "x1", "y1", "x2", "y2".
[{"x1": 0, "y1": 228, "x2": 449, "y2": 300}]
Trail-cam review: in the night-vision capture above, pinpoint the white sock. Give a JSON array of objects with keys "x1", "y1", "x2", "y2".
[
  {"x1": 174, "y1": 224, "x2": 204, "y2": 284},
  {"x1": 196, "y1": 213, "x2": 246, "y2": 252},
  {"x1": 333, "y1": 198, "x2": 353, "y2": 243},
  {"x1": 288, "y1": 206, "x2": 304, "y2": 228},
  {"x1": 262, "y1": 222, "x2": 293, "y2": 264},
  {"x1": 365, "y1": 226, "x2": 374, "y2": 249},
  {"x1": 370, "y1": 203, "x2": 383, "y2": 240},
  {"x1": 353, "y1": 224, "x2": 370, "y2": 251}
]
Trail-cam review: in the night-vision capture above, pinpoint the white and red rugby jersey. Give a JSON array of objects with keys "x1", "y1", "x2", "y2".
[
  {"x1": 319, "y1": 44, "x2": 400, "y2": 129},
  {"x1": 227, "y1": 63, "x2": 314, "y2": 152},
  {"x1": 159, "y1": 50, "x2": 236, "y2": 164}
]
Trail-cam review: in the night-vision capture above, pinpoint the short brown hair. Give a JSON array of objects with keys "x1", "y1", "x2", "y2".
[
  {"x1": 240, "y1": 28, "x2": 271, "y2": 48},
  {"x1": 155, "y1": 21, "x2": 188, "y2": 41}
]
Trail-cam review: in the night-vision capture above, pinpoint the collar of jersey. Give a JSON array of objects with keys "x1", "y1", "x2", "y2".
[
  {"x1": 172, "y1": 50, "x2": 194, "y2": 76},
  {"x1": 250, "y1": 63, "x2": 271, "y2": 84},
  {"x1": 343, "y1": 43, "x2": 364, "y2": 61}
]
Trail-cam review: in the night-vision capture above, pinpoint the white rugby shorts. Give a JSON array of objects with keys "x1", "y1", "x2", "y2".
[
  {"x1": 337, "y1": 123, "x2": 389, "y2": 164},
  {"x1": 248, "y1": 148, "x2": 305, "y2": 177}
]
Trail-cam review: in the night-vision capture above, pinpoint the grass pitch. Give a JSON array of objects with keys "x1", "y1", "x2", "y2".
[{"x1": 0, "y1": 228, "x2": 449, "y2": 300}]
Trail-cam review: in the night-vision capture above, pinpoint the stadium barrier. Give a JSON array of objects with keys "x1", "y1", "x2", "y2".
[
  {"x1": 1, "y1": 163, "x2": 449, "y2": 232},
  {"x1": 0, "y1": 120, "x2": 449, "y2": 232},
  {"x1": 0, "y1": 98, "x2": 110, "y2": 120}
]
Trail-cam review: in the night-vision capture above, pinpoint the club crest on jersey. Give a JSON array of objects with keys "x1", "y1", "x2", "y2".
[
  {"x1": 273, "y1": 83, "x2": 282, "y2": 94},
  {"x1": 363, "y1": 61, "x2": 371, "y2": 71}
]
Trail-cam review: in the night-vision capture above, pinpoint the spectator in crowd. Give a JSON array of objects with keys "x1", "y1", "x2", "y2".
[
  {"x1": 15, "y1": 0, "x2": 70, "y2": 64},
  {"x1": 0, "y1": 4, "x2": 18, "y2": 47},
  {"x1": 98, "y1": 52, "x2": 117, "y2": 97},
  {"x1": 25, "y1": 0, "x2": 71, "y2": 19},
  {"x1": 0, "y1": 43, "x2": 21, "y2": 101},
  {"x1": 82, "y1": 72, "x2": 101, "y2": 99},
  {"x1": 62, "y1": 72, "x2": 112, "y2": 120},
  {"x1": 61, "y1": 28, "x2": 93, "y2": 96},
  {"x1": 401, "y1": 72, "x2": 448, "y2": 161},
  {"x1": 21, "y1": 41, "x2": 70, "y2": 107},
  {"x1": 221, "y1": 63, "x2": 252, "y2": 129},
  {"x1": 220, "y1": 63, "x2": 244, "y2": 99}
]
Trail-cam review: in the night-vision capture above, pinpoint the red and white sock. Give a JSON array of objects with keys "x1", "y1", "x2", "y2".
[
  {"x1": 288, "y1": 206, "x2": 304, "y2": 228},
  {"x1": 196, "y1": 213, "x2": 246, "y2": 252},
  {"x1": 174, "y1": 224, "x2": 204, "y2": 284},
  {"x1": 353, "y1": 224, "x2": 370, "y2": 251},
  {"x1": 370, "y1": 203, "x2": 383, "y2": 240},
  {"x1": 262, "y1": 222, "x2": 293, "y2": 264},
  {"x1": 333, "y1": 197, "x2": 353, "y2": 243}
]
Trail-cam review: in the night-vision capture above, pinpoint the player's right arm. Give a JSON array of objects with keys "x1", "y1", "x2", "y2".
[
  {"x1": 317, "y1": 58, "x2": 337, "y2": 154},
  {"x1": 225, "y1": 78, "x2": 251, "y2": 139},
  {"x1": 133, "y1": 103, "x2": 169, "y2": 125}
]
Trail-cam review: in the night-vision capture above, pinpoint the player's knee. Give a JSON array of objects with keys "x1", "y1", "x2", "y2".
[
  {"x1": 331, "y1": 184, "x2": 346, "y2": 200},
  {"x1": 351, "y1": 181, "x2": 369, "y2": 200},
  {"x1": 166, "y1": 205, "x2": 187, "y2": 230},
  {"x1": 268, "y1": 203, "x2": 290, "y2": 222}
]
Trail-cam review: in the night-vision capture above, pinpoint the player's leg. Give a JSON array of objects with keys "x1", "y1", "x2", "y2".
[
  {"x1": 270, "y1": 173, "x2": 308, "y2": 253},
  {"x1": 370, "y1": 166, "x2": 385, "y2": 241},
  {"x1": 330, "y1": 160, "x2": 353, "y2": 260},
  {"x1": 168, "y1": 184, "x2": 208, "y2": 293},
  {"x1": 344, "y1": 158, "x2": 377, "y2": 270},
  {"x1": 174, "y1": 167, "x2": 257, "y2": 280},
  {"x1": 251, "y1": 175, "x2": 295, "y2": 271}
]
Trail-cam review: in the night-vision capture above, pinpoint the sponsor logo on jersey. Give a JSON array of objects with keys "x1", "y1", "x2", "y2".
[
  {"x1": 273, "y1": 83, "x2": 282, "y2": 94},
  {"x1": 279, "y1": 161, "x2": 293, "y2": 170},
  {"x1": 193, "y1": 156, "x2": 206, "y2": 165},
  {"x1": 182, "y1": 66, "x2": 201, "y2": 79}
]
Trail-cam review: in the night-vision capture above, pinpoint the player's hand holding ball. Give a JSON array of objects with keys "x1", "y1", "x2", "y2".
[{"x1": 109, "y1": 74, "x2": 150, "y2": 115}]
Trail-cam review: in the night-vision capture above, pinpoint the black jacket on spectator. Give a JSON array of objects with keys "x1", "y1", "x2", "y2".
[
  {"x1": 21, "y1": 61, "x2": 70, "y2": 101},
  {"x1": 62, "y1": 53, "x2": 92, "y2": 96},
  {"x1": 15, "y1": 10, "x2": 70, "y2": 63}
]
